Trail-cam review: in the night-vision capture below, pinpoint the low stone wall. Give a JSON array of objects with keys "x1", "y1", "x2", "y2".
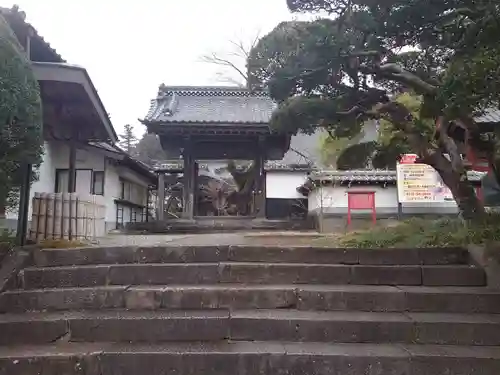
[
  {"x1": 0, "y1": 245, "x2": 36, "y2": 293},
  {"x1": 126, "y1": 217, "x2": 314, "y2": 234},
  {"x1": 313, "y1": 212, "x2": 459, "y2": 233}
]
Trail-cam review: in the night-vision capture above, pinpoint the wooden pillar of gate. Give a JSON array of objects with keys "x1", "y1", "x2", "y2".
[{"x1": 182, "y1": 141, "x2": 195, "y2": 220}]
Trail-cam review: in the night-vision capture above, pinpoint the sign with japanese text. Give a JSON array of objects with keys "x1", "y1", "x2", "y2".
[{"x1": 396, "y1": 154, "x2": 454, "y2": 203}]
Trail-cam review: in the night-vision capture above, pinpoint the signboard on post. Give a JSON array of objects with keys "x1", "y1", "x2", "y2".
[
  {"x1": 347, "y1": 191, "x2": 376, "y2": 227},
  {"x1": 396, "y1": 154, "x2": 454, "y2": 203}
]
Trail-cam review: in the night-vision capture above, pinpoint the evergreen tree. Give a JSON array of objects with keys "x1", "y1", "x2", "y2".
[
  {"x1": 119, "y1": 124, "x2": 138, "y2": 154},
  {"x1": 133, "y1": 133, "x2": 167, "y2": 166},
  {"x1": 0, "y1": 10, "x2": 43, "y2": 213},
  {"x1": 248, "y1": 0, "x2": 500, "y2": 220}
]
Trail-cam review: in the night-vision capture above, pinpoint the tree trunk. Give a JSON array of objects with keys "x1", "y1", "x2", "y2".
[
  {"x1": 427, "y1": 153, "x2": 485, "y2": 220},
  {"x1": 376, "y1": 102, "x2": 485, "y2": 221},
  {"x1": 438, "y1": 170, "x2": 484, "y2": 220},
  {"x1": 227, "y1": 161, "x2": 258, "y2": 215}
]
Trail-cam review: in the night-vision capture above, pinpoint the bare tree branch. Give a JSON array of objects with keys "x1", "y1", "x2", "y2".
[
  {"x1": 200, "y1": 52, "x2": 249, "y2": 84},
  {"x1": 200, "y1": 31, "x2": 261, "y2": 88},
  {"x1": 289, "y1": 147, "x2": 314, "y2": 165},
  {"x1": 214, "y1": 72, "x2": 246, "y2": 88}
]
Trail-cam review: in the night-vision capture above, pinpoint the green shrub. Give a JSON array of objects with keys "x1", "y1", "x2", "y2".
[
  {"x1": 0, "y1": 228, "x2": 15, "y2": 260},
  {"x1": 338, "y1": 214, "x2": 500, "y2": 248},
  {"x1": 0, "y1": 12, "x2": 43, "y2": 210}
]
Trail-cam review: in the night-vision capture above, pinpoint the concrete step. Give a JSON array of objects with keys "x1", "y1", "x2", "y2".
[
  {"x1": 0, "y1": 310, "x2": 229, "y2": 345},
  {"x1": 0, "y1": 285, "x2": 297, "y2": 312},
  {"x1": 1, "y1": 310, "x2": 500, "y2": 346},
  {"x1": 1, "y1": 342, "x2": 500, "y2": 375},
  {"x1": 299, "y1": 285, "x2": 500, "y2": 313},
  {"x1": 3, "y1": 285, "x2": 500, "y2": 314},
  {"x1": 229, "y1": 310, "x2": 500, "y2": 346},
  {"x1": 20, "y1": 263, "x2": 486, "y2": 289},
  {"x1": 33, "y1": 245, "x2": 469, "y2": 267}
]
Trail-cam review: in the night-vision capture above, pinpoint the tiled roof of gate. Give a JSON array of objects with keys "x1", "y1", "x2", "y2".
[
  {"x1": 144, "y1": 84, "x2": 500, "y2": 126},
  {"x1": 474, "y1": 108, "x2": 500, "y2": 123},
  {"x1": 143, "y1": 85, "x2": 276, "y2": 124}
]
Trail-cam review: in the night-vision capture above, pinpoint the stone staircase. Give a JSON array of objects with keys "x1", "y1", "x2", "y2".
[{"x1": 1, "y1": 245, "x2": 500, "y2": 374}]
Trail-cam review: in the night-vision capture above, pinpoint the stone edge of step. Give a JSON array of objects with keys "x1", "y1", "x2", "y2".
[{"x1": 32, "y1": 245, "x2": 470, "y2": 267}]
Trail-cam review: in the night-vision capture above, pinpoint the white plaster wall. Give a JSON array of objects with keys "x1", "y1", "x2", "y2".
[
  {"x1": 6, "y1": 142, "x2": 106, "y2": 220},
  {"x1": 105, "y1": 163, "x2": 151, "y2": 226},
  {"x1": 6, "y1": 141, "x2": 56, "y2": 220},
  {"x1": 103, "y1": 162, "x2": 122, "y2": 224},
  {"x1": 309, "y1": 186, "x2": 396, "y2": 212},
  {"x1": 266, "y1": 172, "x2": 308, "y2": 199},
  {"x1": 123, "y1": 206, "x2": 131, "y2": 224},
  {"x1": 309, "y1": 185, "x2": 462, "y2": 215}
]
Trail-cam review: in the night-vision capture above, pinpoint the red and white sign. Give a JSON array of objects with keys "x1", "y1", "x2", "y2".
[
  {"x1": 398, "y1": 154, "x2": 418, "y2": 164},
  {"x1": 396, "y1": 154, "x2": 454, "y2": 203}
]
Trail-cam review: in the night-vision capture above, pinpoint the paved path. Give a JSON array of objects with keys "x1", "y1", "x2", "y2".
[
  {"x1": 97, "y1": 231, "x2": 324, "y2": 247},
  {"x1": 97, "y1": 232, "x2": 250, "y2": 247}
]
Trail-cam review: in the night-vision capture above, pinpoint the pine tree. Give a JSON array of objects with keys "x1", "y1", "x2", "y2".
[
  {"x1": 119, "y1": 124, "x2": 138, "y2": 154},
  {"x1": 134, "y1": 133, "x2": 167, "y2": 166},
  {"x1": 248, "y1": 0, "x2": 500, "y2": 220}
]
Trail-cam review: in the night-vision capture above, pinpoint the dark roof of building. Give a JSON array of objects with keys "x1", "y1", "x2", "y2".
[
  {"x1": 297, "y1": 169, "x2": 487, "y2": 195},
  {"x1": 308, "y1": 169, "x2": 486, "y2": 183},
  {"x1": 0, "y1": 6, "x2": 64, "y2": 63},
  {"x1": 87, "y1": 142, "x2": 156, "y2": 183},
  {"x1": 143, "y1": 85, "x2": 276, "y2": 124},
  {"x1": 265, "y1": 162, "x2": 313, "y2": 172}
]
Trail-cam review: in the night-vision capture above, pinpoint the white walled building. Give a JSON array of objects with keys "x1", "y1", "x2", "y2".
[
  {"x1": 299, "y1": 170, "x2": 485, "y2": 217},
  {"x1": 261, "y1": 168, "x2": 487, "y2": 231},
  {"x1": 3, "y1": 141, "x2": 156, "y2": 233},
  {"x1": 0, "y1": 9, "x2": 156, "y2": 236},
  {"x1": 264, "y1": 166, "x2": 309, "y2": 219}
]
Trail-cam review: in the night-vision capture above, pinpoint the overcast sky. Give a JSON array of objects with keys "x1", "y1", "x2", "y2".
[{"x1": 6, "y1": 0, "x2": 300, "y2": 137}]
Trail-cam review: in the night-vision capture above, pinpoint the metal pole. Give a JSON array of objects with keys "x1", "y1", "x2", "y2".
[
  {"x1": 157, "y1": 173, "x2": 165, "y2": 221},
  {"x1": 396, "y1": 166, "x2": 403, "y2": 220},
  {"x1": 16, "y1": 164, "x2": 32, "y2": 246},
  {"x1": 145, "y1": 187, "x2": 150, "y2": 222},
  {"x1": 68, "y1": 141, "x2": 77, "y2": 193},
  {"x1": 15, "y1": 31, "x2": 34, "y2": 246}
]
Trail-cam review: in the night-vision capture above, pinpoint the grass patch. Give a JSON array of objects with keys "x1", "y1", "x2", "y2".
[
  {"x1": 39, "y1": 238, "x2": 88, "y2": 249},
  {"x1": 338, "y1": 214, "x2": 500, "y2": 248},
  {"x1": 242, "y1": 233, "x2": 338, "y2": 246}
]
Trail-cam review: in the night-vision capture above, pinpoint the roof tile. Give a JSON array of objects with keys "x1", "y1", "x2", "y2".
[
  {"x1": 309, "y1": 169, "x2": 486, "y2": 182},
  {"x1": 474, "y1": 108, "x2": 500, "y2": 123},
  {"x1": 144, "y1": 86, "x2": 276, "y2": 124}
]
